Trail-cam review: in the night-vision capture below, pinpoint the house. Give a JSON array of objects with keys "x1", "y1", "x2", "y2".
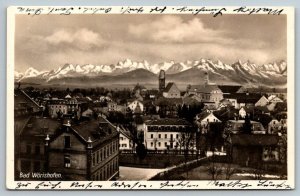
[
  {"x1": 195, "y1": 111, "x2": 221, "y2": 134},
  {"x1": 218, "y1": 99, "x2": 232, "y2": 109},
  {"x1": 133, "y1": 83, "x2": 147, "y2": 100},
  {"x1": 155, "y1": 97, "x2": 183, "y2": 117},
  {"x1": 47, "y1": 117, "x2": 119, "y2": 180},
  {"x1": 107, "y1": 101, "x2": 117, "y2": 112},
  {"x1": 117, "y1": 125, "x2": 134, "y2": 151},
  {"x1": 187, "y1": 84, "x2": 223, "y2": 104},
  {"x1": 224, "y1": 120, "x2": 266, "y2": 134},
  {"x1": 143, "y1": 118, "x2": 195, "y2": 153},
  {"x1": 163, "y1": 82, "x2": 181, "y2": 98},
  {"x1": 229, "y1": 134, "x2": 281, "y2": 169},
  {"x1": 82, "y1": 108, "x2": 94, "y2": 118},
  {"x1": 223, "y1": 93, "x2": 261, "y2": 109},
  {"x1": 255, "y1": 95, "x2": 269, "y2": 107},
  {"x1": 268, "y1": 95, "x2": 284, "y2": 103},
  {"x1": 239, "y1": 106, "x2": 255, "y2": 118},
  {"x1": 127, "y1": 100, "x2": 144, "y2": 114}
]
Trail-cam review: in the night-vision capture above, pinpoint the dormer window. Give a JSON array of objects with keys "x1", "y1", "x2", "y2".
[{"x1": 64, "y1": 136, "x2": 71, "y2": 148}]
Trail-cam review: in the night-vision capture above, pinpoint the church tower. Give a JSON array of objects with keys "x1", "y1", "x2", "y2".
[
  {"x1": 204, "y1": 71, "x2": 209, "y2": 85},
  {"x1": 158, "y1": 70, "x2": 165, "y2": 92}
]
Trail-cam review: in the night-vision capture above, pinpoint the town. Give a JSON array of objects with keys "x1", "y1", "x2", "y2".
[{"x1": 14, "y1": 70, "x2": 287, "y2": 181}]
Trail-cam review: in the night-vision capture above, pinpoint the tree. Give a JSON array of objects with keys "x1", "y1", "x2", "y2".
[
  {"x1": 242, "y1": 114, "x2": 252, "y2": 134},
  {"x1": 136, "y1": 143, "x2": 147, "y2": 160}
]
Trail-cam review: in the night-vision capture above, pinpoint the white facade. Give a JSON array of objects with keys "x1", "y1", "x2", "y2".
[
  {"x1": 255, "y1": 96, "x2": 269, "y2": 107},
  {"x1": 143, "y1": 123, "x2": 196, "y2": 152},
  {"x1": 127, "y1": 100, "x2": 144, "y2": 113}
]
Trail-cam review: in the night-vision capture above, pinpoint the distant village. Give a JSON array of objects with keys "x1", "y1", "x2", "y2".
[{"x1": 14, "y1": 69, "x2": 288, "y2": 181}]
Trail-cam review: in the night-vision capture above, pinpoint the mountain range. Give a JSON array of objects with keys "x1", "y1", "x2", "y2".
[{"x1": 14, "y1": 59, "x2": 287, "y2": 87}]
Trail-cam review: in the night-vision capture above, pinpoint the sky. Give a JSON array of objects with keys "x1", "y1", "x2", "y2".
[{"x1": 15, "y1": 14, "x2": 287, "y2": 72}]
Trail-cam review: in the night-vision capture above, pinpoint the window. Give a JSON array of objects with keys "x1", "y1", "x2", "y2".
[
  {"x1": 151, "y1": 134, "x2": 153, "y2": 139},
  {"x1": 158, "y1": 134, "x2": 161, "y2": 138},
  {"x1": 64, "y1": 155, "x2": 71, "y2": 168},
  {"x1": 176, "y1": 134, "x2": 179, "y2": 139},
  {"x1": 151, "y1": 142, "x2": 153, "y2": 147},
  {"x1": 158, "y1": 142, "x2": 161, "y2": 147},
  {"x1": 165, "y1": 142, "x2": 168, "y2": 147},
  {"x1": 64, "y1": 136, "x2": 71, "y2": 148},
  {"x1": 165, "y1": 134, "x2": 167, "y2": 139}
]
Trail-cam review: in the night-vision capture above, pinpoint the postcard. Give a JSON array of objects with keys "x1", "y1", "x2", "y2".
[{"x1": 6, "y1": 6, "x2": 295, "y2": 190}]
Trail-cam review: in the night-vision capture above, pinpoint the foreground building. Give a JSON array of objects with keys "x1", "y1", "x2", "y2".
[{"x1": 47, "y1": 117, "x2": 119, "y2": 180}]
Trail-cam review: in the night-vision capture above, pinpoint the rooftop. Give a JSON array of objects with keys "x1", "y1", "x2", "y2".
[
  {"x1": 231, "y1": 134, "x2": 280, "y2": 146},
  {"x1": 145, "y1": 118, "x2": 191, "y2": 126}
]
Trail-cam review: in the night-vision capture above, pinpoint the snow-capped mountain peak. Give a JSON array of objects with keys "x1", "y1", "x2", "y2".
[{"x1": 15, "y1": 59, "x2": 287, "y2": 87}]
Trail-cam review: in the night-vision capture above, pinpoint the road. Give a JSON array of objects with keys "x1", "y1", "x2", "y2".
[{"x1": 119, "y1": 166, "x2": 164, "y2": 181}]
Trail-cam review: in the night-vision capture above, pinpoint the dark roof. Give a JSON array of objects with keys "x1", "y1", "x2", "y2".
[
  {"x1": 183, "y1": 96, "x2": 200, "y2": 105},
  {"x1": 164, "y1": 82, "x2": 179, "y2": 93},
  {"x1": 224, "y1": 93, "x2": 261, "y2": 103},
  {"x1": 231, "y1": 134, "x2": 280, "y2": 146},
  {"x1": 15, "y1": 89, "x2": 42, "y2": 112},
  {"x1": 189, "y1": 84, "x2": 221, "y2": 94},
  {"x1": 20, "y1": 117, "x2": 61, "y2": 137},
  {"x1": 196, "y1": 111, "x2": 212, "y2": 122},
  {"x1": 63, "y1": 117, "x2": 118, "y2": 146},
  {"x1": 155, "y1": 97, "x2": 183, "y2": 106},
  {"x1": 218, "y1": 85, "x2": 242, "y2": 94},
  {"x1": 145, "y1": 118, "x2": 191, "y2": 126}
]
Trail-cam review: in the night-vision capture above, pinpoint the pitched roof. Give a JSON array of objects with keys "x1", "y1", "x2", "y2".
[
  {"x1": 196, "y1": 111, "x2": 212, "y2": 122},
  {"x1": 218, "y1": 85, "x2": 242, "y2": 94},
  {"x1": 231, "y1": 134, "x2": 280, "y2": 146},
  {"x1": 145, "y1": 118, "x2": 191, "y2": 126},
  {"x1": 70, "y1": 117, "x2": 118, "y2": 146},
  {"x1": 164, "y1": 82, "x2": 179, "y2": 93},
  {"x1": 20, "y1": 117, "x2": 61, "y2": 137},
  {"x1": 189, "y1": 84, "x2": 221, "y2": 94},
  {"x1": 224, "y1": 93, "x2": 261, "y2": 103}
]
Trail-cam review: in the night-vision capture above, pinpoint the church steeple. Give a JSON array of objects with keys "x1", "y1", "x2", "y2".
[
  {"x1": 204, "y1": 71, "x2": 209, "y2": 85},
  {"x1": 159, "y1": 70, "x2": 165, "y2": 92}
]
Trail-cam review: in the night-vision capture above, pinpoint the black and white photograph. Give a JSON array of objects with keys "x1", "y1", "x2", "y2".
[{"x1": 7, "y1": 6, "x2": 295, "y2": 189}]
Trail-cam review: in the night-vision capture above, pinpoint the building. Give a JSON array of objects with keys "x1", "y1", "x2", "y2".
[
  {"x1": 195, "y1": 111, "x2": 221, "y2": 134},
  {"x1": 255, "y1": 95, "x2": 269, "y2": 107},
  {"x1": 47, "y1": 117, "x2": 119, "y2": 181},
  {"x1": 268, "y1": 95, "x2": 284, "y2": 103},
  {"x1": 218, "y1": 85, "x2": 242, "y2": 95},
  {"x1": 127, "y1": 100, "x2": 144, "y2": 114},
  {"x1": 229, "y1": 134, "x2": 281, "y2": 168},
  {"x1": 143, "y1": 118, "x2": 195, "y2": 153},
  {"x1": 163, "y1": 82, "x2": 181, "y2": 98},
  {"x1": 117, "y1": 125, "x2": 134, "y2": 151},
  {"x1": 14, "y1": 89, "x2": 44, "y2": 179},
  {"x1": 16, "y1": 117, "x2": 61, "y2": 179},
  {"x1": 224, "y1": 120, "x2": 266, "y2": 134},
  {"x1": 187, "y1": 84, "x2": 223, "y2": 104}
]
